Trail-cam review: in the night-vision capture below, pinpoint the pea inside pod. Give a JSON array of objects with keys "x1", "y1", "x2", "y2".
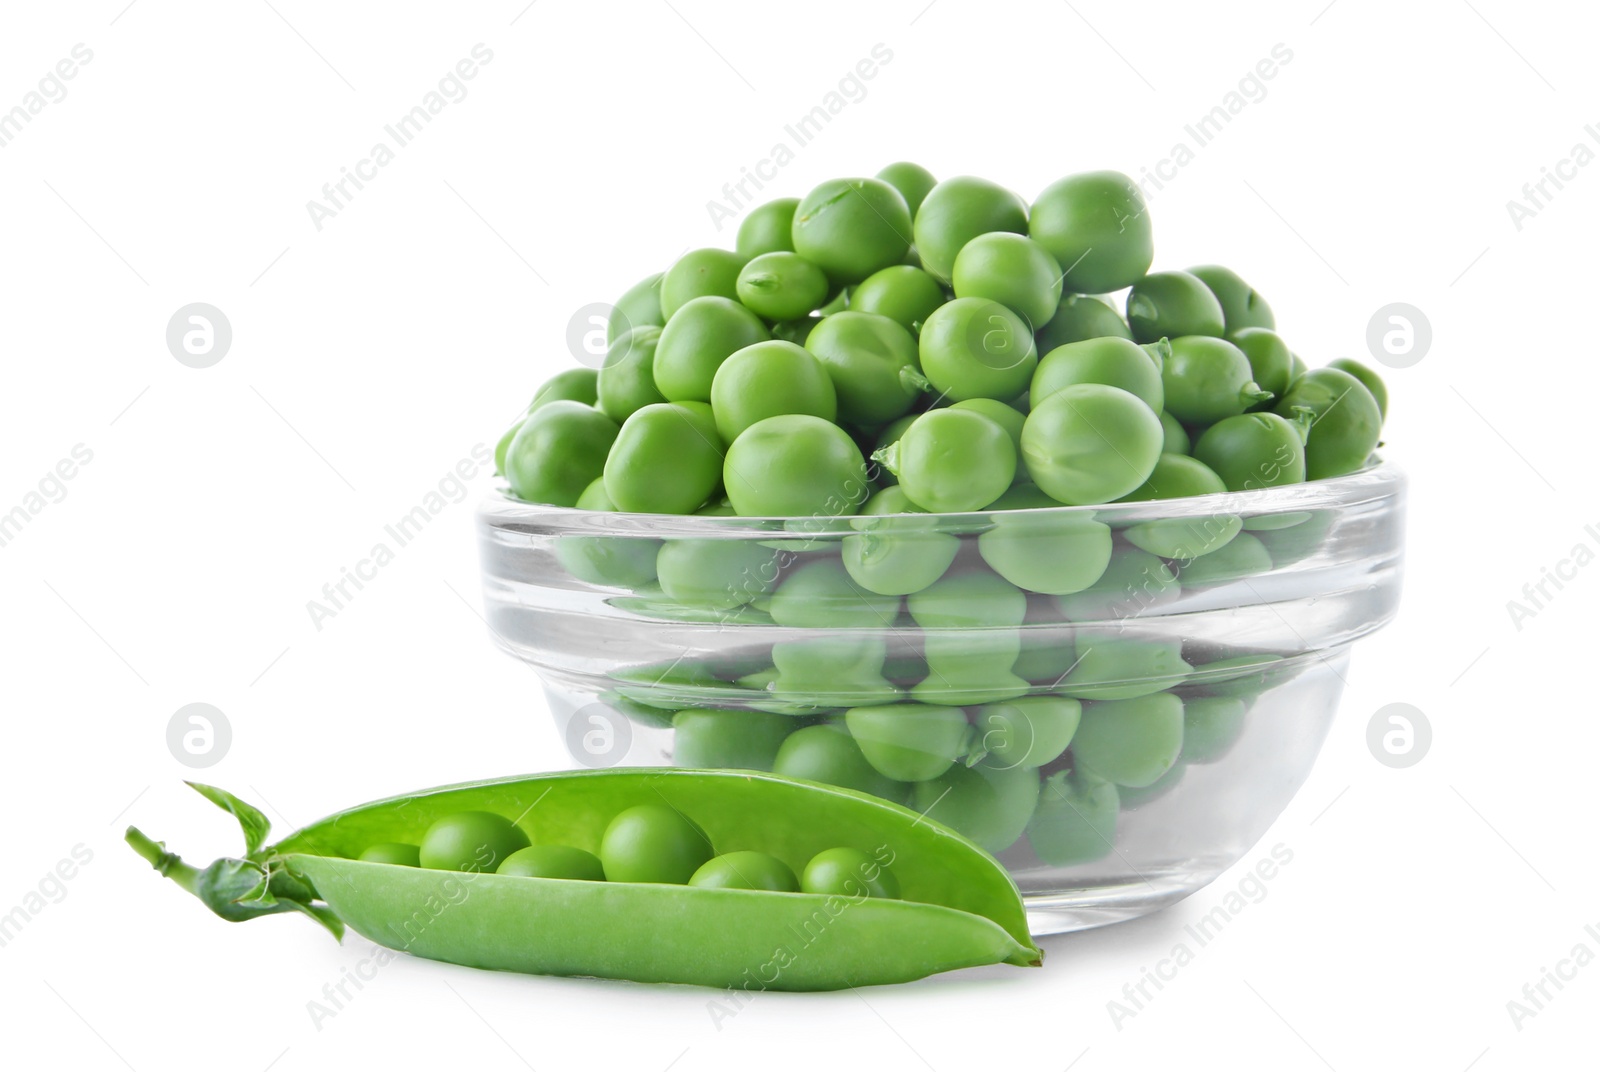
[{"x1": 126, "y1": 773, "x2": 1041, "y2": 991}]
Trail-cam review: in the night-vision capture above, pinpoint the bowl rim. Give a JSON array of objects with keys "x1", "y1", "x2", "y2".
[{"x1": 478, "y1": 457, "x2": 1405, "y2": 538}]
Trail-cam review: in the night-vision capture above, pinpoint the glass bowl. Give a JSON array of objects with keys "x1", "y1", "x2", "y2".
[{"x1": 475, "y1": 461, "x2": 1405, "y2": 934}]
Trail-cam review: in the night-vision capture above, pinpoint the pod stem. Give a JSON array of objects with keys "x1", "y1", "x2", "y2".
[
  {"x1": 126, "y1": 826, "x2": 202, "y2": 894},
  {"x1": 869, "y1": 441, "x2": 902, "y2": 478},
  {"x1": 900, "y1": 366, "x2": 932, "y2": 395}
]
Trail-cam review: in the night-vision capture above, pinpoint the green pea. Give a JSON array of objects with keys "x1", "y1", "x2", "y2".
[
  {"x1": 359, "y1": 842, "x2": 420, "y2": 867},
  {"x1": 597, "y1": 326, "x2": 667, "y2": 423},
  {"x1": 672, "y1": 708, "x2": 794, "y2": 770},
  {"x1": 1117, "y1": 454, "x2": 1241, "y2": 561},
  {"x1": 1161, "y1": 335, "x2": 1271, "y2": 424},
  {"x1": 875, "y1": 408, "x2": 1016, "y2": 513},
  {"x1": 504, "y1": 400, "x2": 619, "y2": 507},
  {"x1": 1020, "y1": 384, "x2": 1163, "y2": 505},
  {"x1": 1273, "y1": 368, "x2": 1382, "y2": 479},
  {"x1": 1115, "y1": 759, "x2": 1187, "y2": 808},
  {"x1": 1193, "y1": 411, "x2": 1308, "y2": 491},
  {"x1": 653, "y1": 296, "x2": 770, "y2": 403},
  {"x1": 1071, "y1": 693, "x2": 1185, "y2": 787},
  {"x1": 801, "y1": 846, "x2": 899, "y2": 899},
  {"x1": 1031, "y1": 336, "x2": 1164, "y2": 414},
  {"x1": 599, "y1": 804, "x2": 713, "y2": 884},
  {"x1": 1058, "y1": 637, "x2": 1191, "y2": 700},
  {"x1": 688, "y1": 850, "x2": 799, "y2": 892},
  {"x1": 736, "y1": 198, "x2": 799, "y2": 259},
  {"x1": 773, "y1": 723, "x2": 906, "y2": 799},
  {"x1": 770, "y1": 637, "x2": 902, "y2": 711},
  {"x1": 1160, "y1": 410, "x2": 1190, "y2": 455},
  {"x1": 419, "y1": 811, "x2": 530, "y2": 873},
  {"x1": 978, "y1": 511, "x2": 1113, "y2": 595},
  {"x1": 919, "y1": 297, "x2": 1038, "y2": 402},
  {"x1": 844, "y1": 703, "x2": 970, "y2": 782},
  {"x1": 951, "y1": 232, "x2": 1064, "y2": 329},
  {"x1": 1187, "y1": 264, "x2": 1274, "y2": 335},
  {"x1": 875, "y1": 161, "x2": 937, "y2": 218},
  {"x1": 1252, "y1": 508, "x2": 1335, "y2": 567},
  {"x1": 805, "y1": 311, "x2": 927, "y2": 425},
  {"x1": 842, "y1": 514, "x2": 960, "y2": 596},
  {"x1": 1188, "y1": 653, "x2": 1296, "y2": 700},
  {"x1": 911, "y1": 762, "x2": 1041, "y2": 854},
  {"x1": 768, "y1": 557, "x2": 899, "y2": 629},
  {"x1": 849, "y1": 265, "x2": 946, "y2": 335},
  {"x1": 708, "y1": 340, "x2": 837, "y2": 442},
  {"x1": 494, "y1": 418, "x2": 521, "y2": 476},
  {"x1": 661, "y1": 248, "x2": 747, "y2": 319},
  {"x1": 1028, "y1": 171, "x2": 1152, "y2": 291},
  {"x1": 555, "y1": 479, "x2": 661, "y2": 587},
  {"x1": 655, "y1": 538, "x2": 779, "y2": 610},
  {"x1": 530, "y1": 367, "x2": 600, "y2": 410},
  {"x1": 972, "y1": 696, "x2": 1081, "y2": 769},
  {"x1": 1179, "y1": 532, "x2": 1272, "y2": 588},
  {"x1": 1180, "y1": 695, "x2": 1248, "y2": 763},
  {"x1": 607, "y1": 273, "x2": 666, "y2": 344},
  {"x1": 791, "y1": 177, "x2": 912, "y2": 283},
  {"x1": 1230, "y1": 326, "x2": 1295, "y2": 398},
  {"x1": 498, "y1": 845, "x2": 606, "y2": 882},
  {"x1": 1126, "y1": 270, "x2": 1226, "y2": 343},
  {"x1": 1327, "y1": 357, "x2": 1389, "y2": 421},
  {"x1": 1055, "y1": 544, "x2": 1178, "y2": 621},
  {"x1": 1012, "y1": 599, "x2": 1079, "y2": 683},
  {"x1": 1036, "y1": 293, "x2": 1135, "y2": 353},
  {"x1": 723, "y1": 414, "x2": 871, "y2": 517},
  {"x1": 1028, "y1": 768, "x2": 1119, "y2": 865},
  {"x1": 735, "y1": 251, "x2": 830, "y2": 321},
  {"x1": 858, "y1": 484, "x2": 924, "y2": 515},
  {"x1": 913, "y1": 175, "x2": 1028, "y2": 283},
  {"x1": 914, "y1": 631, "x2": 1030, "y2": 706},
  {"x1": 908, "y1": 566, "x2": 1027, "y2": 629},
  {"x1": 602, "y1": 402, "x2": 724, "y2": 514}
]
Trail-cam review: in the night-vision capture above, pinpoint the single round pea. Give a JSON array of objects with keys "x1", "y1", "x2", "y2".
[
  {"x1": 603, "y1": 402, "x2": 724, "y2": 514},
  {"x1": 359, "y1": 842, "x2": 420, "y2": 867},
  {"x1": 1036, "y1": 293, "x2": 1134, "y2": 352},
  {"x1": 1187, "y1": 264, "x2": 1274, "y2": 334},
  {"x1": 1160, "y1": 410, "x2": 1191, "y2": 455},
  {"x1": 690, "y1": 850, "x2": 799, "y2": 892},
  {"x1": 952, "y1": 232, "x2": 1064, "y2": 329},
  {"x1": 1328, "y1": 357, "x2": 1389, "y2": 421},
  {"x1": 1117, "y1": 454, "x2": 1240, "y2": 559},
  {"x1": 736, "y1": 198, "x2": 800, "y2": 259},
  {"x1": 972, "y1": 696, "x2": 1081, "y2": 770},
  {"x1": 791, "y1": 177, "x2": 912, "y2": 283},
  {"x1": 772, "y1": 724, "x2": 905, "y2": 799},
  {"x1": 1072, "y1": 693, "x2": 1185, "y2": 788},
  {"x1": 599, "y1": 804, "x2": 713, "y2": 884},
  {"x1": 1118, "y1": 452, "x2": 1227, "y2": 501},
  {"x1": 1028, "y1": 768, "x2": 1119, "y2": 866},
  {"x1": 504, "y1": 400, "x2": 619, "y2": 507},
  {"x1": 841, "y1": 514, "x2": 959, "y2": 596},
  {"x1": 848, "y1": 265, "x2": 946, "y2": 334},
  {"x1": 556, "y1": 478, "x2": 661, "y2": 587},
  {"x1": 498, "y1": 845, "x2": 605, "y2": 881},
  {"x1": 914, "y1": 629, "x2": 1030, "y2": 707},
  {"x1": 660, "y1": 248, "x2": 746, "y2": 319},
  {"x1": 1180, "y1": 532, "x2": 1272, "y2": 588},
  {"x1": 875, "y1": 161, "x2": 937, "y2": 218},
  {"x1": 1274, "y1": 368, "x2": 1382, "y2": 479},
  {"x1": 768, "y1": 557, "x2": 899, "y2": 629},
  {"x1": 950, "y1": 398, "x2": 1025, "y2": 455},
  {"x1": 597, "y1": 326, "x2": 667, "y2": 423},
  {"x1": 709, "y1": 340, "x2": 837, "y2": 442},
  {"x1": 978, "y1": 511, "x2": 1112, "y2": 595},
  {"x1": 908, "y1": 566, "x2": 1027, "y2": 628},
  {"x1": 1126, "y1": 270, "x2": 1226, "y2": 343},
  {"x1": 911, "y1": 762, "x2": 1041, "y2": 854},
  {"x1": 913, "y1": 176, "x2": 1029, "y2": 283},
  {"x1": 419, "y1": 811, "x2": 530, "y2": 873},
  {"x1": 723, "y1": 414, "x2": 871, "y2": 517},
  {"x1": 1058, "y1": 637, "x2": 1192, "y2": 700},
  {"x1": 735, "y1": 252, "x2": 830, "y2": 321},
  {"x1": 1193, "y1": 412, "x2": 1308, "y2": 491},
  {"x1": 529, "y1": 367, "x2": 600, "y2": 410},
  {"x1": 1180, "y1": 695, "x2": 1249, "y2": 764},
  {"x1": 1055, "y1": 544, "x2": 1179, "y2": 621},
  {"x1": 1021, "y1": 384, "x2": 1163, "y2": 504},
  {"x1": 919, "y1": 297, "x2": 1038, "y2": 402},
  {"x1": 845, "y1": 702, "x2": 970, "y2": 782},
  {"x1": 653, "y1": 296, "x2": 770, "y2": 402},
  {"x1": 1161, "y1": 336, "x2": 1271, "y2": 425},
  {"x1": 607, "y1": 273, "x2": 666, "y2": 344},
  {"x1": 805, "y1": 311, "x2": 926, "y2": 425},
  {"x1": 1230, "y1": 326, "x2": 1295, "y2": 399},
  {"x1": 1028, "y1": 170, "x2": 1153, "y2": 293},
  {"x1": 876, "y1": 407, "x2": 1016, "y2": 513},
  {"x1": 656, "y1": 538, "x2": 780, "y2": 609},
  {"x1": 801, "y1": 846, "x2": 899, "y2": 899},
  {"x1": 769, "y1": 637, "x2": 902, "y2": 713},
  {"x1": 672, "y1": 708, "x2": 794, "y2": 770},
  {"x1": 1031, "y1": 337, "x2": 1163, "y2": 413}
]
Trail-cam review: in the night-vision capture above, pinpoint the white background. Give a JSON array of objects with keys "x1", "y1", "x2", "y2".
[{"x1": 1, "y1": 1, "x2": 1594, "y2": 1069}]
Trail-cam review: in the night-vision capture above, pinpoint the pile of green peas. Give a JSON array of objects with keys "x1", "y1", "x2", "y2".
[{"x1": 359, "y1": 806, "x2": 900, "y2": 899}]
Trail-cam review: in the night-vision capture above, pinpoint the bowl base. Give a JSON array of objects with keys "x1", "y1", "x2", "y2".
[{"x1": 1022, "y1": 869, "x2": 1212, "y2": 935}]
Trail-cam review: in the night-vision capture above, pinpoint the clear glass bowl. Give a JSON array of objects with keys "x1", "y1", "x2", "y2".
[{"x1": 475, "y1": 461, "x2": 1405, "y2": 934}]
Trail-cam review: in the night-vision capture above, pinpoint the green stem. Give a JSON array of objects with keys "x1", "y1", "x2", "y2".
[{"x1": 126, "y1": 826, "x2": 202, "y2": 894}]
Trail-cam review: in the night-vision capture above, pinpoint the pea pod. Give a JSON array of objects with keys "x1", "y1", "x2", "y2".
[{"x1": 127, "y1": 772, "x2": 1040, "y2": 991}]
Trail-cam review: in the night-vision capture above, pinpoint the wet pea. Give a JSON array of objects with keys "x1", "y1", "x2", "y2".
[
  {"x1": 1057, "y1": 637, "x2": 1191, "y2": 700},
  {"x1": 768, "y1": 557, "x2": 900, "y2": 629},
  {"x1": 772, "y1": 724, "x2": 907, "y2": 800},
  {"x1": 845, "y1": 703, "x2": 971, "y2": 782},
  {"x1": 671, "y1": 708, "x2": 795, "y2": 771},
  {"x1": 971, "y1": 696, "x2": 1081, "y2": 769},
  {"x1": 554, "y1": 479, "x2": 660, "y2": 588},
  {"x1": 1028, "y1": 768, "x2": 1119, "y2": 866},
  {"x1": 1055, "y1": 544, "x2": 1179, "y2": 622},
  {"x1": 1180, "y1": 695, "x2": 1248, "y2": 763},
  {"x1": 1071, "y1": 693, "x2": 1185, "y2": 788},
  {"x1": 911, "y1": 762, "x2": 1041, "y2": 854},
  {"x1": 655, "y1": 539, "x2": 780, "y2": 610},
  {"x1": 978, "y1": 510, "x2": 1113, "y2": 595},
  {"x1": 1179, "y1": 532, "x2": 1272, "y2": 588},
  {"x1": 769, "y1": 637, "x2": 902, "y2": 710},
  {"x1": 914, "y1": 632, "x2": 1030, "y2": 706},
  {"x1": 842, "y1": 514, "x2": 961, "y2": 596}
]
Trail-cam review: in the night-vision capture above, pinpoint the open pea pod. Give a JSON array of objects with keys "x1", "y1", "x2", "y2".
[{"x1": 128, "y1": 770, "x2": 1040, "y2": 991}]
